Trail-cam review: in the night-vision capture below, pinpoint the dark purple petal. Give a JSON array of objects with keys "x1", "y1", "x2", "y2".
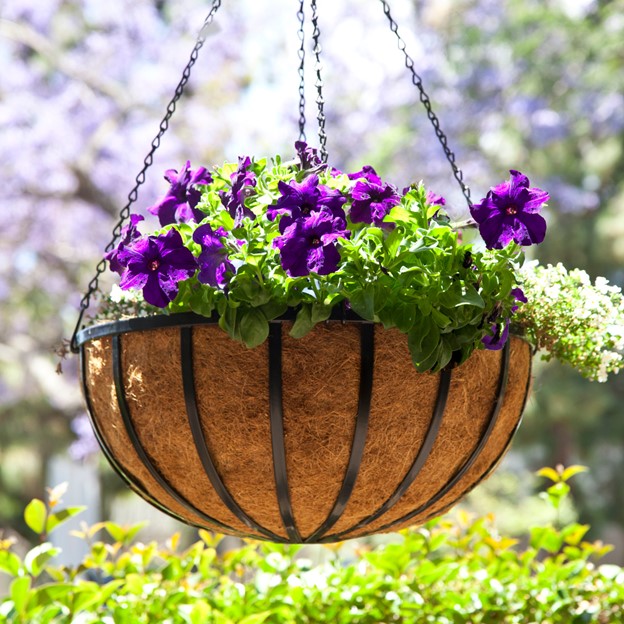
[
  {"x1": 106, "y1": 214, "x2": 144, "y2": 274},
  {"x1": 268, "y1": 174, "x2": 345, "y2": 224},
  {"x1": 219, "y1": 156, "x2": 257, "y2": 226},
  {"x1": 482, "y1": 320, "x2": 510, "y2": 350},
  {"x1": 348, "y1": 165, "x2": 382, "y2": 185},
  {"x1": 295, "y1": 141, "x2": 322, "y2": 169},
  {"x1": 149, "y1": 162, "x2": 211, "y2": 226},
  {"x1": 273, "y1": 211, "x2": 349, "y2": 277},
  {"x1": 350, "y1": 180, "x2": 400, "y2": 228},
  {"x1": 193, "y1": 223, "x2": 235, "y2": 287},
  {"x1": 117, "y1": 229, "x2": 196, "y2": 307},
  {"x1": 426, "y1": 191, "x2": 446, "y2": 206},
  {"x1": 511, "y1": 287, "x2": 527, "y2": 303},
  {"x1": 470, "y1": 170, "x2": 548, "y2": 248}
]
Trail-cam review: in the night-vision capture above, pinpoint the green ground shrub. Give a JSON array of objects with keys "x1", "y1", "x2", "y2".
[{"x1": 0, "y1": 468, "x2": 622, "y2": 623}]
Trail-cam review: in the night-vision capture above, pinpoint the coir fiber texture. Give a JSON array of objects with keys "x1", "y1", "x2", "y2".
[{"x1": 82, "y1": 320, "x2": 531, "y2": 543}]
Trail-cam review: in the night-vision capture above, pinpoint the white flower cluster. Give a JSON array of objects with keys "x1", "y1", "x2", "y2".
[{"x1": 515, "y1": 261, "x2": 624, "y2": 382}]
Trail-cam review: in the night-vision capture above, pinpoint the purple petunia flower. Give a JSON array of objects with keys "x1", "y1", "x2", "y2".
[
  {"x1": 148, "y1": 161, "x2": 212, "y2": 226},
  {"x1": 426, "y1": 191, "x2": 446, "y2": 206},
  {"x1": 118, "y1": 229, "x2": 197, "y2": 307},
  {"x1": 295, "y1": 141, "x2": 322, "y2": 169},
  {"x1": 350, "y1": 180, "x2": 401, "y2": 229},
  {"x1": 193, "y1": 223, "x2": 235, "y2": 288},
  {"x1": 267, "y1": 174, "x2": 346, "y2": 229},
  {"x1": 273, "y1": 210, "x2": 350, "y2": 277},
  {"x1": 482, "y1": 287, "x2": 528, "y2": 350},
  {"x1": 482, "y1": 319, "x2": 510, "y2": 351},
  {"x1": 470, "y1": 170, "x2": 549, "y2": 249},
  {"x1": 105, "y1": 214, "x2": 144, "y2": 274},
  {"x1": 219, "y1": 156, "x2": 257, "y2": 227},
  {"x1": 348, "y1": 165, "x2": 383, "y2": 186},
  {"x1": 510, "y1": 287, "x2": 527, "y2": 313}
]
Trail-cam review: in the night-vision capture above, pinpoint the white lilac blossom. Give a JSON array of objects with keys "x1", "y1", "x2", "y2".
[{"x1": 515, "y1": 261, "x2": 624, "y2": 382}]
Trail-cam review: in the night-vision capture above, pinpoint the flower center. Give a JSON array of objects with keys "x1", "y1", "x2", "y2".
[
  {"x1": 301, "y1": 202, "x2": 314, "y2": 215},
  {"x1": 311, "y1": 236, "x2": 321, "y2": 247},
  {"x1": 149, "y1": 259, "x2": 161, "y2": 271},
  {"x1": 505, "y1": 204, "x2": 518, "y2": 215}
]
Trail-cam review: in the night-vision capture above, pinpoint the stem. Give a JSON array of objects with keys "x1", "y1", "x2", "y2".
[{"x1": 450, "y1": 219, "x2": 478, "y2": 229}]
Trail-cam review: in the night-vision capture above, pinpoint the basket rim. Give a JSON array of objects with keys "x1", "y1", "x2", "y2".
[{"x1": 75, "y1": 308, "x2": 373, "y2": 345}]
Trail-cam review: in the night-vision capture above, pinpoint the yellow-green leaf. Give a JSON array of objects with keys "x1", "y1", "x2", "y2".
[
  {"x1": 536, "y1": 467, "x2": 561, "y2": 483},
  {"x1": 561, "y1": 465, "x2": 588, "y2": 482},
  {"x1": 24, "y1": 499, "x2": 47, "y2": 535}
]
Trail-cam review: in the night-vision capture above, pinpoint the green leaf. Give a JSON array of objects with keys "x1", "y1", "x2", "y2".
[
  {"x1": 290, "y1": 305, "x2": 315, "y2": 338},
  {"x1": 46, "y1": 506, "x2": 86, "y2": 534},
  {"x1": 24, "y1": 543, "x2": 60, "y2": 578},
  {"x1": 239, "y1": 308, "x2": 270, "y2": 348},
  {"x1": 348, "y1": 287, "x2": 375, "y2": 320},
  {"x1": 311, "y1": 303, "x2": 332, "y2": 323},
  {"x1": 395, "y1": 303, "x2": 416, "y2": 333},
  {"x1": 260, "y1": 300, "x2": 288, "y2": 320},
  {"x1": 239, "y1": 613, "x2": 274, "y2": 624},
  {"x1": 104, "y1": 521, "x2": 147, "y2": 546},
  {"x1": 0, "y1": 551, "x2": 22, "y2": 576},
  {"x1": 10, "y1": 576, "x2": 31, "y2": 616},
  {"x1": 24, "y1": 499, "x2": 47, "y2": 535},
  {"x1": 457, "y1": 284, "x2": 485, "y2": 308},
  {"x1": 190, "y1": 601, "x2": 212, "y2": 624},
  {"x1": 530, "y1": 526, "x2": 564, "y2": 553}
]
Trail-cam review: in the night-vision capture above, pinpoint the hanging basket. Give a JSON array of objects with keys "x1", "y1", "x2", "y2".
[{"x1": 77, "y1": 311, "x2": 531, "y2": 543}]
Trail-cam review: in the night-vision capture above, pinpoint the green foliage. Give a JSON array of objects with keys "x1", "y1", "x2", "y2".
[{"x1": 0, "y1": 470, "x2": 622, "y2": 623}]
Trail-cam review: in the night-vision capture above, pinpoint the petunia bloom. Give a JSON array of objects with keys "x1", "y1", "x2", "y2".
[
  {"x1": 193, "y1": 223, "x2": 235, "y2": 288},
  {"x1": 219, "y1": 156, "x2": 257, "y2": 227},
  {"x1": 470, "y1": 170, "x2": 549, "y2": 249},
  {"x1": 482, "y1": 287, "x2": 528, "y2": 350},
  {"x1": 295, "y1": 141, "x2": 322, "y2": 169},
  {"x1": 105, "y1": 214, "x2": 144, "y2": 274},
  {"x1": 426, "y1": 191, "x2": 446, "y2": 206},
  {"x1": 148, "y1": 161, "x2": 212, "y2": 226},
  {"x1": 118, "y1": 229, "x2": 197, "y2": 307},
  {"x1": 273, "y1": 210, "x2": 350, "y2": 277},
  {"x1": 482, "y1": 319, "x2": 510, "y2": 351},
  {"x1": 348, "y1": 165, "x2": 383, "y2": 186},
  {"x1": 349, "y1": 180, "x2": 401, "y2": 228},
  {"x1": 267, "y1": 174, "x2": 346, "y2": 229}
]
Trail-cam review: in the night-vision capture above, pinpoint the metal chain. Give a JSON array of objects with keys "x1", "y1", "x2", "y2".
[
  {"x1": 297, "y1": 0, "x2": 307, "y2": 142},
  {"x1": 70, "y1": 0, "x2": 224, "y2": 353},
  {"x1": 378, "y1": 0, "x2": 472, "y2": 208},
  {"x1": 309, "y1": 0, "x2": 328, "y2": 163}
]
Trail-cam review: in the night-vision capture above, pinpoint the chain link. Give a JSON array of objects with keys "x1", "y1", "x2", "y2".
[
  {"x1": 70, "y1": 0, "x2": 224, "y2": 353},
  {"x1": 309, "y1": 0, "x2": 328, "y2": 163},
  {"x1": 297, "y1": 0, "x2": 307, "y2": 142},
  {"x1": 378, "y1": 0, "x2": 472, "y2": 208}
]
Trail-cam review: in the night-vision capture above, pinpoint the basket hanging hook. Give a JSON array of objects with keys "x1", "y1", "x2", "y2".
[
  {"x1": 310, "y1": 0, "x2": 328, "y2": 163},
  {"x1": 296, "y1": 0, "x2": 307, "y2": 142},
  {"x1": 70, "y1": 0, "x2": 224, "y2": 353}
]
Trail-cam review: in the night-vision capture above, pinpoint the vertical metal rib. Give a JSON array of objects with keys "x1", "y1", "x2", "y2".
[
  {"x1": 80, "y1": 345, "x2": 205, "y2": 530},
  {"x1": 268, "y1": 322, "x2": 302, "y2": 542},
  {"x1": 180, "y1": 327, "x2": 287, "y2": 542},
  {"x1": 305, "y1": 323, "x2": 374, "y2": 542},
  {"x1": 370, "y1": 340, "x2": 512, "y2": 535},
  {"x1": 320, "y1": 365, "x2": 452, "y2": 542},
  {"x1": 111, "y1": 334, "x2": 248, "y2": 538}
]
